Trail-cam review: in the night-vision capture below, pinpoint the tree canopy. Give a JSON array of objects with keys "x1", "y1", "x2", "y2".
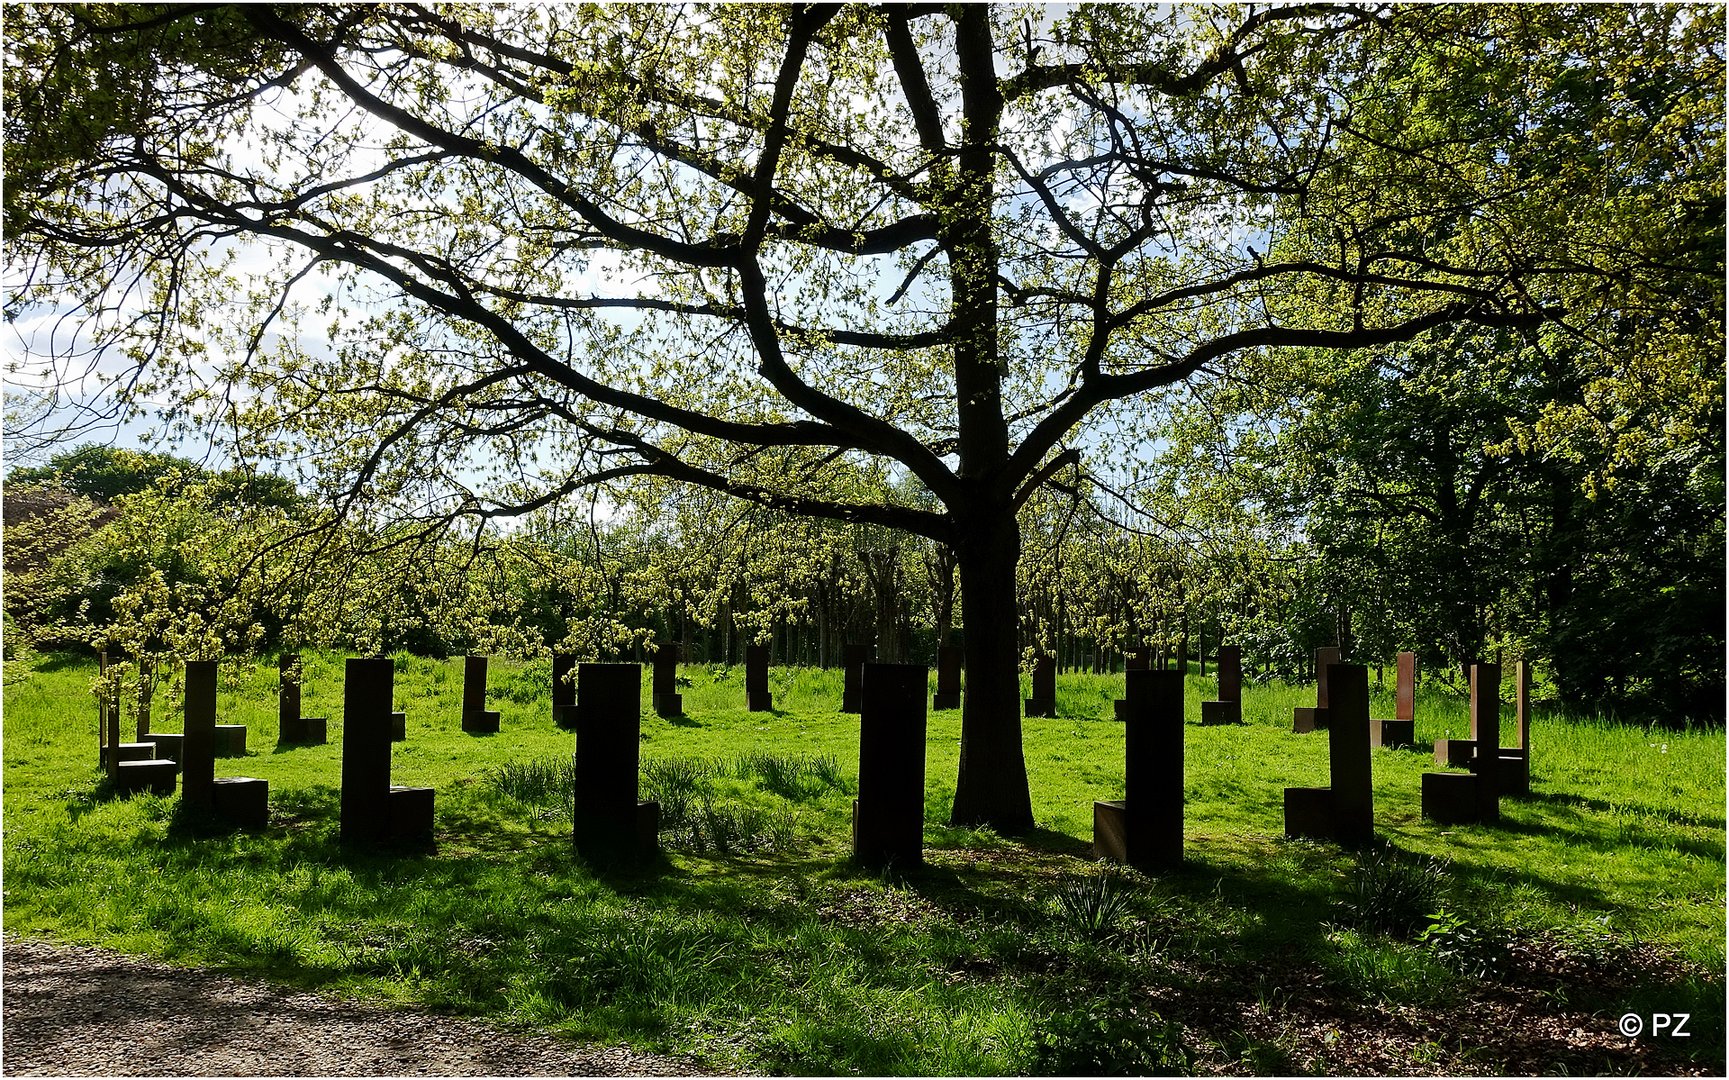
[{"x1": 6, "y1": 3, "x2": 1720, "y2": 826}]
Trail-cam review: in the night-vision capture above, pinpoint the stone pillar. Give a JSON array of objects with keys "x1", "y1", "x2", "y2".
[
  {"x1": 1369, "y1": 651, "x2": 1417, "y2": 748},
  {"x1": 99, "y1": 651, "x2": 120, "y2": 775},
  {"x1": 461, "y1": 655, "x2": 501, "y2": 733},
  {"x1": 573, "y1": 663, "x2": 657, "y2": 864},
  {"x1": 746, "y1": 644, "x2": 773, "y2": 711},
  {"x1": 1293, "y1": 645, "x2": 1340, "y2": 732},
  {"x1": 1470, "y1": 662, "x2": 1501, "y2": 824},
  {"x1": 1515, "y1": 659, "x2": 1530, "y2": 751},
  {"x1": 552, "y1": 652, "x2": 577, "y2": 729},
  {"x1": 279, "y1": 653, "x2": 301, "y2": 729},
  {"x1": 932, "y1": 645, "x2": 963, "y2": 710},
  {"x1": 1201, "y1": 645, "x2": 1243, "y2": 725},
  {"x1": 1025, "y1": 654, "x2": 1056, "y2": 718},
  {"x1": 853, "y1": 663, "x2": 928, "y2": 868},
  {"x1": 1099, "y1": 668, "x2": 1184, "y2": 870},
  {"x1": 1327, "y1": 663, "x2": 1373, "y2": 845},
  {"x1": 340, "y1": 657, "x2": 395, "y2": 845},
  {"x1": 182, "y1": 660, "x2": 217, "y2": 809},
  {"x1": 651, "y1": 642, "x2": 682, "y2": 717},
  {"x1": 840, "y1": 643, "x2": 871, "y2": 713}
]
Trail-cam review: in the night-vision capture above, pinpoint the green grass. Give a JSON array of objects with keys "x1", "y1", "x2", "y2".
[{"x1": 3, "y1": 651, "x2": 1723, "y2": 1075}]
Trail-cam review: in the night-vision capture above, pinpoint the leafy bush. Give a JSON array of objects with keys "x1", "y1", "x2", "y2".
[
  {"x1": 1031, "y1": 989, "x2": 1193, "y2": 1076},
  {"x1": 1419, "y1": 907, "x2": 1506, "y2": 979}
]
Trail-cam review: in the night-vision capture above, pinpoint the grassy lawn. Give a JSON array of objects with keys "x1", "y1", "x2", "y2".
[{"x1": 4, "y1": 651, "x2": 1722, "y2": 1075}]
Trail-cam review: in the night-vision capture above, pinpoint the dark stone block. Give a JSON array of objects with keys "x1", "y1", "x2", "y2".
[
  {"x1": 1499, "y1": 749, "x2": 1530, "y2": 797},
  {"x1": 279, "y1": 715, "x2": 327, "y2": 745},
  {"x1": 341, "y1": 657, "x2": 395, "y2": 845},
  {"x1": 1200, "y1": 699, "x2": 1242, "y2": 726},
  {"x1": 462, "y1": 655, "x2": 489, "y2": 716},
  {"x1": 1216, "y1": 645, "x2": 1242, "y2": 703},
  {"x1": 652, "y1": 643, "x2": 681, "y2": 717},
  {"x1": 746, "y1": 644, "x2": 771, "y2": 710},
  {"x1": 1421, "y1": 772, "x2": 1477, "y2": 824},
  {"x1": 210, "y1": 776, "x2": 269, "y2": 829},
  {"x1": 573, "y1": 662, "x2": 655, "y2": 864},
  {"x1": 182, "y1": 660, "x2": 218, "y2": 807},
  {"x1": 1026, "y1": 655, "x2": 1056, "y2": 718},
  {"x1": 854, "y1": 663, "x2": 928, "y2": 868},
  {"x1": 115, "y1": 759, "x2": 178, "y2": 797},
  {"x1": 389, "y1": 711, "x2": 407, "y2": 741},
  {"x1": 840, "y1": 643, "x2": 871, "y2": 713},
  {"x1": 147, "y1": 732, "x2": 185, "y2": 764},
  {"x1": 1124, "y1": 648, "x2": 1152, "y2": 671},
  {"x1": 933, "y1": 646, "x2": 963, "y2": 712},
  {"x1": 1112, "y1": 699, "x2": 1130, "y2": 723},
  {"x1": 552, "y1": 653, "x2": 577, "y2": 726},
  {"x1": 1434, "y1": 737, "x2": 1477, "y2": 768},
  {"x1": 1327, "y1": 664, "x2": 1373, "y2": 845},
  {"x1": 387, "y1": 786, "x2": 435, "y2": 843},
  {"x1": 461, "y1": 709, "x2": 501, "y2": 734},
  {"x1": 1369, "y1": 719, "x2": 1415, "y2": 749},
  {"x1": 214, "y1": 724, "x2": 247, "y2": 757},
  {"x1": 1118, "y1": 669, "x2": 1184, "y2": 870},
  {"x1": 1284, "y1": 786, "x2": 1334, "y2": 840},
  {"x1": 1093, "y1": 799, "x2": 1128, "y2": 862},
  {"x1": 1292, "y1": 706, "x2": 1329, "y2": 733},
  {"x1": 278, "y1": 653, "x2": 302, "y2": 729},
  {"x1": 1395, "y1": 651, "x2": 1416, "y2": 721},
  {"x1": 1469, "y1": 663, "x2": 1501, "y2": 824},
  {"x1": 102, "y1": 742, "x2": 158, "y2": 770}
]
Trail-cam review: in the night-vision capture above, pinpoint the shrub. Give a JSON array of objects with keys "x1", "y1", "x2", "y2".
[{"x1": 1336, "y1": 844, "x2": 1447, "y2": 939}]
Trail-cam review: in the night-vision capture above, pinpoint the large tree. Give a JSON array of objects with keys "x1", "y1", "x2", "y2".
[{"x1": 13, "y1": 3, "x2": 1655, "y2": 828}]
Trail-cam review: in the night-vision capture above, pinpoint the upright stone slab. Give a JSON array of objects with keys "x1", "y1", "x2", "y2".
[
  {"x1": 852, "y1": 663, "x2": 928, "y2": 869},
  {"x1": 746, "y1": 644, "x2": 773, "y2": 711},
  {"x1": 651, "y1": 642, "x2": 682, "y2": 717},
  {"x1": 1469, "y1": 663, "x2": 1501, "y2": 824},
  {"x1": 1292, "y1": 646, "x2": 1340, "y2": 733},
  {"x1": 840, "y1": 643, "x2": 871, "y2": 713},
  {"x1": 1500, "y1": 659, "x2": 1531, "y2": 796},
  {"x1": 277, "y1": 653, "x2": 328, "y2": 745},
  {"x1": 552, "y1": 653, "x2": 578, "y2": 729},
  {"x1": 1328, "y1": 664, "x2": 1374, "y2": 844},
  {"x1": 1421, "y1": 662, "x2": 1502, "y2": 826},
  {"x1": 182, "y1": 660, "x2": 218, "y2": 809},
  {"x1": 341, "y1": 658, "x2": 395, "y2": 844},
  {"x1": 1201, "y1": 645, "x2": 1243, "y2": 725},
  {"x1": 1025, "y1": 655, "x2": 1056, "y2": 718},
  {"x1": 572, "y1": 662, "x2": 658, "y2": 864},
  {"x1": 932, "y1": 646, "x2": 963, "y2": 710},
  {"x1": 1285, "y1": 663, "x2": 1373, "y2": 844},
  {"x1": 1369, "y1": 652, "x2": 1417, "y2": 749},
  {"x1": 1095, "y1": 669, "x2": 1185, "y2": 870},
  {"x1": 461, "y1": 655, "x2": 501, "y2": 733}
]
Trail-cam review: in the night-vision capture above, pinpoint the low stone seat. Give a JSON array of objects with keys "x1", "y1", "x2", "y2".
[
  {"x1": 387, "y1": 786, "x2": 435, "y2": 842},
  {"x1": 1433, "y1": 737, "x2": 1476, "y2": 768},
  {"x1": 211, "y1": 776, "x2": 269, "y2": 829},
  {"x1": 461, "y1": 709, "x2": 501, "y2": 734},
  {"x1": 1092, "y1": 799, "x2": 1129, "y2": 861},
  {"x1": 1421, "y1": 772, "x2": 1478, "y2": 824},
  {"x1": 1292, "y1": 646, "x2": 1340, "y2": 733},
  {"x1": 147, "y1": 733, "x2": 185, "y2": 764},
  {"x1": 115, "y1": 759, "x2": 178, "y2": 796},
  {"x1": 1282, "y1": 786, "x2": 1335, "y2": 840},
  {"x1": 279, "y1": 716, "x2": 327, "y2": 745},
  {"x1": 389, "y1": 711, "x2": 407, "y2": 741},
  {"x1": 1292, "y1": 706, "x2": 1329, "y2": 733},
  {"x1": 553, "y1": 704, "x2": 579, "y2": 730},
  {"x1": 1498, "y1": 748, "x2": 1530, "y2": 797},
  {"x1": 102, "y1": 741, "x2": 159, "y2": 770},
  {"x1": 1369, "y1": 718, "x2": 1415, "y2": 749},
  {"x1": 1200, "y1": 699, "x2": 1242, "y2": 726},
  {"x1": 214, "y1": 724, "x2": 247, "y2": 757}
]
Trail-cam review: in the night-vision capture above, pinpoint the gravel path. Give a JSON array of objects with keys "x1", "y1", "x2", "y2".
[{"x1": 2, "y1": 936, "x2": 720, "y2": 1076}]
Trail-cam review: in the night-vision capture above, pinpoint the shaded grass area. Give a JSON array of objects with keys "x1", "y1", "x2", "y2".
[{"x1": 3, "y1": 652, "x2": 1723, "y2": 1075}]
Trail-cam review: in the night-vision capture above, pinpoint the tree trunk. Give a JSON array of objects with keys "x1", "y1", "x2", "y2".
[{"x1": 949, "y1": 510, "x2": 1035, "y2": 831}]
